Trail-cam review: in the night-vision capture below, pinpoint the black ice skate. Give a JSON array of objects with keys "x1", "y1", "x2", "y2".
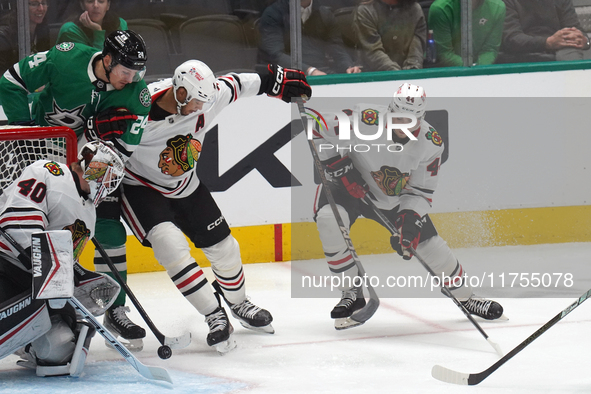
[
  {"x1": 205, "y1": 306, "x2": 236, "y2": 354},
  {"x1": 461, "y1": 297, "x2": 505, "y2": 320},
  {"x1": 331, "y1": 286, "x2": 366, "y2": 330},
  {"x1": 212, "y1": 281, "x2": 274, "y2": 334},
  {"x1": 104, "y1": 305, "x2": 146, "y2": 351}
]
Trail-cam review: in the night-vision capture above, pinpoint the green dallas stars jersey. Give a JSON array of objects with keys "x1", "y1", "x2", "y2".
[{"x1": 0, "y1": 42, "x2": 151, "y2": 159}]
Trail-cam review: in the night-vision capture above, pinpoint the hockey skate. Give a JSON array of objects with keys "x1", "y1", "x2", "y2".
[
  {"x1": 103, "y1": 305, "x2": 146, "y2": 351},
  {"x1": 332, "y1": 286, "x2": 366, "y2": 330},
  {"x1": 205, "y1": 306, "x2": 236, "y2": 355},
  {"x1": 212, "y1": 281, "x2": 274, "y2": 334},
  {"x1": 461, "y1": 297, "x2": 505, "y2": 320},
  {"x1": 73, "y1": 263, "x2": 120, "y2": 316}
]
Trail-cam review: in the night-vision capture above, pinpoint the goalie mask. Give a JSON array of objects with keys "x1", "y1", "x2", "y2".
[
  {"x1": 77, "y1": 141, "x2": 125, "y2": 207},
  {"x1": 172, "y1": 60, "x2": 217, "y2": 114}
]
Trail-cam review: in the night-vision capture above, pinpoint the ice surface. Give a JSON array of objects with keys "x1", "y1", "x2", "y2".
[{"x1": 1, "y1": 243, "x2": 590, "y2": 393}]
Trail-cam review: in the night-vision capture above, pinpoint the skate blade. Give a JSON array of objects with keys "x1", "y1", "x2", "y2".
[
  {"x1": 238, "y1": 320, "x2": 275, "y2": 334},
  {"x1": 104, "y1": 337, "x2": 144, "y2": 352},
  {"x1": 334, "y1": 317, "x2": 365, "y2": 330},
  {"x1": 213, "y1": 338, "x2": 237, "y2": 355}
]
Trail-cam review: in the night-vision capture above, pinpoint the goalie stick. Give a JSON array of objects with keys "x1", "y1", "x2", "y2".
[
  {"x1": 363, "y1": 196, "x2": 504, "y2": 357},
  {"x1": 0, "y1": 227, "x2": 172, "y2": 384},
  {"x1": 91, "y1": 237, "x2": 191, "y2": 358},
  {"x1": 69, "y1": 298, "x2": 173, "y2": 384},
  {"x1": 432, "y1": 288, "x2": 591, "y2": 386},
  {"x1": 296, "y1": 99, "x2": 379, "y2": 325}
]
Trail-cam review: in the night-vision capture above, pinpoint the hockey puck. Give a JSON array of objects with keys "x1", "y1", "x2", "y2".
[{"x1": 157, "y1": 345, "x2": 172, "y2": 359}]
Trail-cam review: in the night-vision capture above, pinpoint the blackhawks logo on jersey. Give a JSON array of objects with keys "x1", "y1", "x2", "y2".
[
  {"x1": 158, "y1": 134, "x2": 202, "y2": 177},
  {"x1": 426, "y1": 127, "x2": 443, "y2": 146},
  {"x1": 361, "y1": 109, "x2": 379, "y2": 125},
  {"x1": 371, "y1": 166, "x2": 409, "y2": 196},
  {"x1": 63, "y1": 219, "x2": 90, "y2": 262},
  {"x1": 44, "y1": 161, "x2": 64, "y2": 176}
]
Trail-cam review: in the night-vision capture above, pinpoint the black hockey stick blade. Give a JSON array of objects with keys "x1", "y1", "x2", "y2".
[
  {"x1": 432, "y1": 288, "x2": 591, "y2": 385},
  {"x1": 92, "y1": 237, "x2": 191, "y2": 350},
  {"x1": 69, "y1": 298, "x2": 173, "y2": 384},
  {"x1": 350, "y1": 296, "x2": 379, "y2": 323}
]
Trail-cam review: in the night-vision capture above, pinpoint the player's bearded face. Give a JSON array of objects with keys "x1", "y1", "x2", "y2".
[
  {"x1": 392, "y1": 116, "x2": 419, "y2": 138},
  {"x1": 180, "y1": 99, "x2": 205, "y2": 115}
]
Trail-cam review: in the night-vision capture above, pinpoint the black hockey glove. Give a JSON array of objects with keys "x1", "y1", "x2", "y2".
[
  {"x1": 258, "y1": 64, "x2": 312, "y2": 103},
  {"x1": 85, "y1": 107, "x2": 138, "y2": 142},
  {"x1": 390, "y1": 210, "x2": 423, "y2": 260},
  {"x1": 324, "y1": 156, "x2": 368, "y2": 199}
]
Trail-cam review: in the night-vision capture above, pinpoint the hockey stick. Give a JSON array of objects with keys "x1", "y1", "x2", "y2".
[
  {"x1": 69, "y1": 297, "x2": 173, "y2": 384},
  {"x1": 362, "y1": 196, "x2": 503, "y2": 357},
  {"x1": 432, "y1": 288, "x2": 591, "y2": 385},
  {"x1": 0, "y1": 227, "x2": 172, "y2": 383},
  {"x1": 91, "y1": 237, "x2": 191, "y2": 357},
  {"x1": 296, "y1": 99, "x2": 379, "y2": 324}
]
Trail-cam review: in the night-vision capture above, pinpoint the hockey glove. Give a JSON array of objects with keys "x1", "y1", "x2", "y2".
[
  {"x1": 324, "y1": 156, "x2": 368, "y2": 199},
  {"x1": 391, "y1": 210, "x2": 423, "y2": 260},
  {"x1": 258, "y1": 64, "x2": 312, "y2": 103},
  {"x1": 85, "y1": 107, "x2": 138, "y2": 142}
]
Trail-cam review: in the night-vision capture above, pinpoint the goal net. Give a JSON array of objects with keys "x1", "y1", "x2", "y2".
[{"x1": 0, "y1": 126, "x2": 78, "y2": 191}]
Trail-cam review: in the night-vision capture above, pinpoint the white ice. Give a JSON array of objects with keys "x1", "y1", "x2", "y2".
[{"x1": 1, "y1": 243, "x2": 590, "y2": 394}]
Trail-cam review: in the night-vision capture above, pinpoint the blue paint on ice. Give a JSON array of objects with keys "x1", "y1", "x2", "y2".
[{"x1": 0, "y1": 361, "x2": 247, "y2": 393}]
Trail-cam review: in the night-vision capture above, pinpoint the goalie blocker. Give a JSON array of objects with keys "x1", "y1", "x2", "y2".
[{"x1": 0, "y1": 231, "x2": 117, "y2": 377}]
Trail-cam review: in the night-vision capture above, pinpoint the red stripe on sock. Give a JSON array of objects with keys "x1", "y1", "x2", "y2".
[{"x1": 176, "y1": 270, "x2": 204, "y2": 290}]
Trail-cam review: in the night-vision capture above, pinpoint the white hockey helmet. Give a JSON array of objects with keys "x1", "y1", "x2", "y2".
[
  {"x1": 388, "y1": 83, "x2": 427, "y2": 119},
  {"x1": 172, "y1": 60, "x2": 217, "y2": 111},
  {"x1": 77, "y1": 141, "x2": 125, "y2": 207}
]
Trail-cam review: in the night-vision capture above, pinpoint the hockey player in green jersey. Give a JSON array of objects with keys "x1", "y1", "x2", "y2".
[{"x1": 0, "y1": 29, "x2": 150, "y2": 349}]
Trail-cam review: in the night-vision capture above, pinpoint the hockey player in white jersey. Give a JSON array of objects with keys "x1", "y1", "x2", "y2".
[
  {"x1": 314, "y1": 83, "x2": 504, "y2": 329},
  {"x1": 120, "y1": 60, "x2": 311, "y2": 352},
  {"x1": 0, "y1": 140, "x2": 125, "y2": 376}
]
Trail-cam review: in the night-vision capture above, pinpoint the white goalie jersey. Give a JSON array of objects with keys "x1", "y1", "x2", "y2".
[
  {"x1": 315, "y1": 103, "x2": 445, "y2": 216},
  {"x1": 0, "y1": 160, "x2": 95, "y2": 270},
  {"x1": 122, "y1": 72, "x2": 263, "y2": 198}
]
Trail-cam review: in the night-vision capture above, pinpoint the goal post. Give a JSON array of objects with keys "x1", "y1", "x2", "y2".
[{"x1": 0, "y1": 126, "x2": 78, "y2": 190}]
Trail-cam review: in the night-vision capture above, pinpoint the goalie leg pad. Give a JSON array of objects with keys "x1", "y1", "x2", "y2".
[
  {"x1": 0, "y1": 290, "x2": 51, "y2": 360},
  {"x1": 29, "y1": 314, "x2": 76, "y2": 366},
  {"x1": 416, "y1": 236, "x2": 473, "y2": 300},
  {"x1": 316, "y1": 204, "x2": 359, "y2": 291},
  {"x1": 204, "y1": 235, "x2": 246, "y2": 305},
  {"x1": 148, "y1": 222, "x2": 219, "y2": 315}
]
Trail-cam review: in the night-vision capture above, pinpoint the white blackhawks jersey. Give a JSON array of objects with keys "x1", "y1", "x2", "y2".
[
  {"x1": 316, "y1": 103, "x2": 445, "y2": 216},
  {"x1": 0, "y1": 160, "x2": 95, "y2": 270},
  {"x1": 122, "y1": 73, "x2": 262, "y2": 198}
]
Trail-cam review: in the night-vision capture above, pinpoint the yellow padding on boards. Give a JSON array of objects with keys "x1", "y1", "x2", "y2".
[{"x1": 79, "y1": 205, "x2": 591, "y2": 273}]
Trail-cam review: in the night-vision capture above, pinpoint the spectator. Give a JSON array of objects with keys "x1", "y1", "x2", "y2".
[
  {"x1": 498, "y1": 0, "x2": 591, "y2": 63},
  {"x1": 428, "y1": 0, "x2": 506, "y2": 67},
  {"x1": 258, "y1": 0, "x2": 361, "y2": 76},
  {"x1": 0, "y1": 0, "x2": 50, "y2": 75},
  {"x1": 56, "y1": 0, "x2": 126, "y2": 49},
  {"x1": 354, "y1": 0, "x2": 426, "y2": 71}
]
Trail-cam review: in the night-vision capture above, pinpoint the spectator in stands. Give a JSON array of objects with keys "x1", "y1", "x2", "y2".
[
  {"x1": 56, "y1": 0, "x2": 126, "y2": 49},
  {"x1": 498, "y1": 0, "x2": 591, "y2": 63},
  {"x1": 0, "y1": 0, "x2": 50, "y2": 75},
  {"x1": 354, "y1": 0, "x2": 426, "y2": 71},
  {"x1": 428, "y1": 0, "x2": 506, "y2": 66},
  {"x1": 258, "y1": 0, "x2": 362, "y2": 76}
]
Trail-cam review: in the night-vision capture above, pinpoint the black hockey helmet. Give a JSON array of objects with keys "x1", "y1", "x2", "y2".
[{"x1": 103, "y1": 30, "x2": 147, "y2": 71}]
